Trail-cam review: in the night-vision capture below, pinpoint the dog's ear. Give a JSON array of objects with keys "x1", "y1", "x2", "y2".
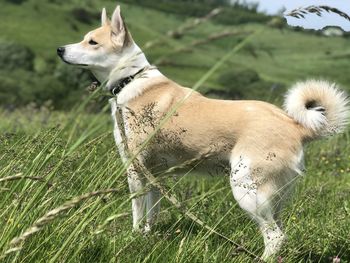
[
  {"x1": 101, "y1": 7, "x2": 109, "y2": 26},
  {"x1": 111, "y1": 5, "x2": 132, "y2": 47},
  {"x1": 111, "y1": 5, "x2": 124, "y2": 32}
]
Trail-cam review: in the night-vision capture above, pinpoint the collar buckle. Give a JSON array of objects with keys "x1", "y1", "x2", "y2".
[{"x1": 110, "y1": 67, "x2": 147, "y2": 96}]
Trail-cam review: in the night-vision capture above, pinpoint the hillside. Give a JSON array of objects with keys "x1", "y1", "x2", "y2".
[{"x1": 1, "y1": 0, "x2": 350, "y2": 109}]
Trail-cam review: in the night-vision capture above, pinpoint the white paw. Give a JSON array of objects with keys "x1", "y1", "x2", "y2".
[
  {"x1": 144, "y1": 223, "x2": 151, "y2": 233},
  {"x1": 262, "y1": 232, "x2": 285, "y2": 260}
]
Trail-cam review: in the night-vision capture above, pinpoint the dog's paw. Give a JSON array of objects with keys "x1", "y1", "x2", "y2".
[
  {"x1": 144, "y1": 223, "x2": 152, "y2": 233},
  {"x1": 132, "y1": 224, "x2": 153, "y2": 235},
  {"x1": 132, "y1": 225, "x2": 143, "y2": 234}
]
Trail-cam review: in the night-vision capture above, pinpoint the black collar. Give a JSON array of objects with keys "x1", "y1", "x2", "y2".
[{"x1": 110, "y1": 67, "x2": 146, "y2": 96}]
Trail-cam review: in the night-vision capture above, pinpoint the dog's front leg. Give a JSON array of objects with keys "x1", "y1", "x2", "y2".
[
  {"x1": 110, "y1": 99, "x2": 146, "y2": 231},
  {"x1": 127, "y1": 165, "x2": 147, "y2": 231},
  {"x1": 145, "y1": 188, "x2": 161, "y2": 232}
]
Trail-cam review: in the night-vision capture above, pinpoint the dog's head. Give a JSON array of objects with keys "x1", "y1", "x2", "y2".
[{"x1": 57, "y1": 5, "x2": 132, "y2": 71}]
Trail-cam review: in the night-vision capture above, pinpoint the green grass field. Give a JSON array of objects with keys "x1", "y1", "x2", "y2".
[
  {"x1": 0, "y1": 100, "x2": 349, "y2": 263},
  {"x1": 0, "y1": 0, "x2": 350, "y2": 262}
]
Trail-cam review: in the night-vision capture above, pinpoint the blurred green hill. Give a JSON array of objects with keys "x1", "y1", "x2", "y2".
[{"x1": 1, "y1": 0, "x2": 350, "y2": 109}]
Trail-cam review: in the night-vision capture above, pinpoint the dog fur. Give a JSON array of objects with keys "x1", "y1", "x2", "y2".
[{"x1": 58, "y1": 4, "x2": 350, "y2": 260}]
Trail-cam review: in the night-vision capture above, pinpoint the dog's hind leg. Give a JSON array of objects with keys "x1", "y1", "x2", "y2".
[
  {"x1": 255, "y1": 186, "x2": 285, "y2": 260},
  {"x1": 144, "y1": 187, "x2": 161, "y2": 232},
  {"x1": 229, "y1": 155, "x2": 285, "y2": 260}
]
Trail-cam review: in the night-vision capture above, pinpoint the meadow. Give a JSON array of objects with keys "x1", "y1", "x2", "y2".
[{"x1": 0, "y1": 0, "x2": 350, "y2": 262}]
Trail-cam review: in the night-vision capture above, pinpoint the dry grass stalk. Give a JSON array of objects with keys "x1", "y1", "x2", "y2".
[
  {"x1": 156, "y1": 30, "x2": 250, "y2": 65},
  {"x1": 94, "y1": 212, "x2": 129, "y2": 234},
  {"x1": 144, "y1": 8, "x2": 222, "y2": 50},
  {"x1": 167, "y1": 8, "x2": 222, "y2": 39},
  {"x1": 175, "y1": 237, "x2": 186, "y2": 262},
  {"x1": 0, "y1": 173, "x2": 50, "y2": 187},
  {"x1": 161, "y1": 151, "x2": 211, "y2": 175},
  {"x1": 189, "y1": 30, "x2": 250, "y2": 47},
  {"x1": 285, "y1": 5, "x2": 350, "y2": 22},
  {"x1": 3, "y1": 188, "x2": 120, "y2": 257}
]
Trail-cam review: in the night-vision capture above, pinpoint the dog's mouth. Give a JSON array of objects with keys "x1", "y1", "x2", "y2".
[
  {"x1": 64, "y1": 60, "x2": 89, "y2": 67},
  {"x1": 60, "y1": 57, "x2": 88, "y2": 67}
]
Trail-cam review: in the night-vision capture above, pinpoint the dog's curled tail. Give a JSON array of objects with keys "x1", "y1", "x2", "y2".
[{"x1": 284, "y1": 80, "x2": 349, "y2": 138}]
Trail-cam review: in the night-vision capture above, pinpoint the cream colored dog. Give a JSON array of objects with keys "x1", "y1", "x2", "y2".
[{"x1": 58, "y1": 4, "x2": 349, "y2": 259}]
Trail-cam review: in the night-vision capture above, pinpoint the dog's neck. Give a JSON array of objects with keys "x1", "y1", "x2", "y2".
[
  {"x1": 91, "y1": 42, "x2": 163, "y2": 104},
  {"x1": 90, "y1": 43, "x2": 151, "y2": 89}
]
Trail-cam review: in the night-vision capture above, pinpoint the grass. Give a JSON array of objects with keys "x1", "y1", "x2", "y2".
[{"x1": 0, "y1": 104, "x2": 349, "y2": 263}]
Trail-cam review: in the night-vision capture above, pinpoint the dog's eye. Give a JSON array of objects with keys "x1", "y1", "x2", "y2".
[{"x1": 89, "y1": 39, "x2": 98, "y2": 45}]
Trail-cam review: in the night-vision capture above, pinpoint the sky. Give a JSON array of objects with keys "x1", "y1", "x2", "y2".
[{"x1": 246, "y1": 0, "x2": 350, "y2": 31}]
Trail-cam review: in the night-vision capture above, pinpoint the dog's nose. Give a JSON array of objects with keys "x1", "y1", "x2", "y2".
[{"x1": 57, "y1": 47, "x2": 65, "y2": 57}]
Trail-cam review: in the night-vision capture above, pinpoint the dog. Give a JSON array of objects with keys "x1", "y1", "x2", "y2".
[{"x1": 57, "y1": 4, "x2": 349, "y2": 260}]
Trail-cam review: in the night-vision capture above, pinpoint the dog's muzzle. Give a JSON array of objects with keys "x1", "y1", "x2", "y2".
[
  {"x1": 57, "y1": 47, "x2": 65, "y2": 58},
  {"x1": 56, "y1": 47, "x2": 88, "y2": 67}
]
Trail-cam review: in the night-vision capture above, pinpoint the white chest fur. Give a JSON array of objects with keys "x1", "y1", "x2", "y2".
[
  {"x1": 115, "y1": 69, "x2": 163, "y2": 105},
  {"x1": 109, "y1": 98, "x2": 129, "y2": 163},
  {"x1": 108, "y1": 69, "x2": 163, "y2": 162}
]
